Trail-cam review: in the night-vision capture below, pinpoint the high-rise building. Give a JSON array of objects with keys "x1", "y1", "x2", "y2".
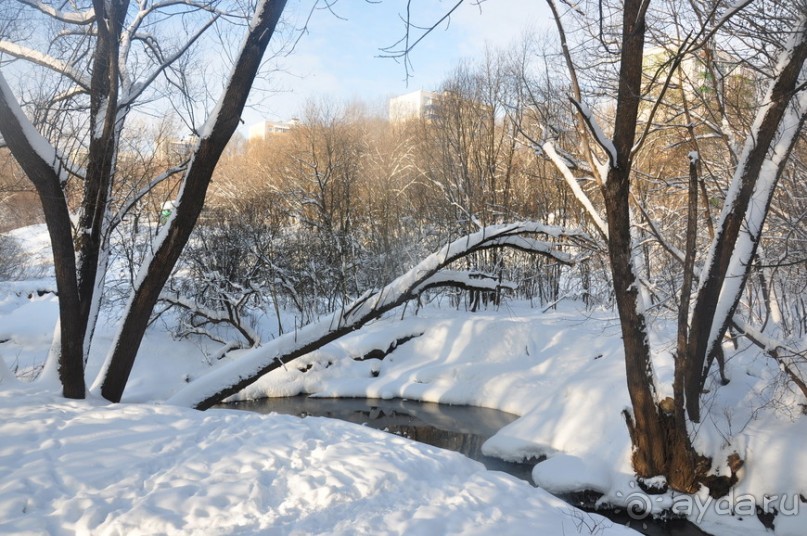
[
  {"x1": 247, "y1": 119, "x2": 298, "y2": 142},
  {"x1": 388, "y1": 90, "x2": 442, "y2": 123}
]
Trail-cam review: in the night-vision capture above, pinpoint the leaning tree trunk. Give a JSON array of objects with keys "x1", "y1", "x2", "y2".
[
  {"x1": 684, "y1": 19, "x2": 807, "y2": 423},
  {"x1": 0, "y1": 75, "x2": 85, "y2": 399},
  {"x1": 0, "y1": 0, "x2": 131, "y2": 399},
  {"x1": 92, "y1": 0, "x2": 289, "y2": 403}
]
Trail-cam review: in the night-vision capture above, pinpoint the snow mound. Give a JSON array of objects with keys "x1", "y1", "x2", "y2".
[
  {"x1": 0, "y1": 388, "x2": 637, "y2": 535},
  {"x1": 532, "y1": 454, "x2": 613, "y2": 494}
]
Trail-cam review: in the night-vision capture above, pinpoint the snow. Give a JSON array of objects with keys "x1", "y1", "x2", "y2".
[
  {"x1": 542, "y1": 141, "x2": 609, "y2": 238},
  {"x1": 92, "y1": 97, "x2": 108, "y2": 139},
  {"x1": 16, "y1": 0, "x2": 95, "y2": 24},
  {"x1": 165, "y1": 222, "x2": 583, "y2": 409},
  {"x1": 707, "y1": 90, "x2": 807, "y2": 356},
  {"x1": 532, "y1": 455, "x2": 614, "y2": 495},
  {"x1": 0, "y1": 388, "x2": 636, "y2": 535},
  {"x1": 0, "y1": 42, "x2": 90, "y2": 90},
  {"x1": 3, "y1": 224, "x2": 807, "y2": 535},
  {"x1": 231, "y1": 305, "x2": 807, "y2": 535},
  {"x1": 572, "y1": 99, "x2": 618, "y2": 167},
  {"x1": 0, "y1": 73, "x2": 68, "y2": 183}
]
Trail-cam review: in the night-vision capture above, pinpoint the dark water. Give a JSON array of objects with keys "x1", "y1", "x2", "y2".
[
  {"x1": 223, "y1": 397, "x2": 535, "y2": 480},
  {"x1": 220, "y1": 396, "x2": 711, "y2": 536}
]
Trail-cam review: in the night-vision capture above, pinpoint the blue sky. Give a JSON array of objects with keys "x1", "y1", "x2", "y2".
[{"x1": 242, "y1": 0, "x2": 553, "y2": 127}]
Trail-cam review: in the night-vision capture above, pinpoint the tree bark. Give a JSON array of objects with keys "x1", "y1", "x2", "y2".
[
  {"x1": 95, "y1": 0, "x2": 289, "y2": 403},
  {"x1": 600, "y1": 0, "x2": 668, "y2": 479},
  {"x1": 0, "y1": 75, "x2": 85, "y2": 398},
  {"x1": 74, "y1": 0, "x2": 129, "y2": 357},
  {"x1": 685, "y1": 22, "x2": 807, "y2": 422}
]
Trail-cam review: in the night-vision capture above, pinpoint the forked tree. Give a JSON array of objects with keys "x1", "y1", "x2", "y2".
[
  {"x1": 0, "y1": 0, "x2": 289, "y2": 401},
  {"x1": 537, "y1": 0, "x2": 807, "y2": 492}
]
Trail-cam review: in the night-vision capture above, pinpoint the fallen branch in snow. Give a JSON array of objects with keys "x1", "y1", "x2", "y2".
[
  {"x1": 166, "y1": 222, "x2": 590, "y2": 410},
  {"x1": 730, "y1": 318, "x2": 807, "y2": 402},
  {"x1": 352, "y1": 333, "x2": 423, "y2": 363}
]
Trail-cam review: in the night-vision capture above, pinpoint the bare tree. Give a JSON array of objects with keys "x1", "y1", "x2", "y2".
[
  {"x1": 534, "y1": 0, "x2": 807, "y2": 493},
  {"x1": 0, "y1": 0, "x2": 289, "y2": 401}
]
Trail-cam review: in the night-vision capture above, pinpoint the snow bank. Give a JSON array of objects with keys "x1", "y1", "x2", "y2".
[
  {"x1": 3, "y1": 224, "x2": 806, "y2": 535},
  {"x1": 0, "y1": 388, "x2": 636, "y2": 535},
  {"x1": 240, "y1": 305, "x2": 633, "y2": 469},
  {"x1": 235, "y1": 304, "x2": 807, "y2": 535}
]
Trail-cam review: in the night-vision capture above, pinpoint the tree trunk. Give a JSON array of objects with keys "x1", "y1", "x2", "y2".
[
  {"x1": 93, "y1": 0, "x2": 289, "y2": 403},
  {"x1": 0, "y1": 75, "x2": 85, "y2": 399},
  {"x1": 685, "y1": 23, "x2": 807, "y2": 422},
  {"x1": 600, "y1": 0, "x2": 669, "y2": 480}
]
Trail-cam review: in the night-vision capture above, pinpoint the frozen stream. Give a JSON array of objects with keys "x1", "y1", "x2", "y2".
[{"x1": 221, "y1": 396, "x2": 711, "y2": 536}]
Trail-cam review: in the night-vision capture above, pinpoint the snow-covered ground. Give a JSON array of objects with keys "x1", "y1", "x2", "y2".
[
  {"x1": 1, "y1": 225, "x2": 806, "y2": 535},
  {"x1": 237, "y1": 306, "x2": 807, "y2": 536},
  {"x1": 0, "y1": 388, "x2": 638, "y2": 535}
]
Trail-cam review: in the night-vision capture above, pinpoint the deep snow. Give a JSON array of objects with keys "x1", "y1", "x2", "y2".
[
  {"x1": 2, "y1": 224, "x2": 806, "y2": 535},
  {"x1": 0, "y1": 388, "x2": 638, "y2": 535}
]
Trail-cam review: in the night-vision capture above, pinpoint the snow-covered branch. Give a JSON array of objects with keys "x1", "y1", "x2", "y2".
[
  {"x1": 414, "y1": 270, "x2": 517, "y2": 294},
  {"x1": 0, "y1": 72, "x2": 67, "y2": 186},
  {"x1": 0, "y1": 41, "x2": 91, "y2": 91},
  {"x1": 692, "y1": 15, "x2": 807, "y2": 375},
  {"x1": 166, "y1": 222, "x2": 589, "y2": 409},
  {"x1": 705, "y1": 90, "x2": 807, "y2": 358},
  {"x1": 17, "y1": 0, "x2": 96, "y2": 25},
  {"x1": 568, "y1": 98, "x2": 617, "y2": 168},
  {"x1": 731, "y1": 318, "x2": 807, "y2": 400},
  {"x1": 159, "y1": 291, "x2": 261, "y2": 349},
  {"x1": 542, "y1": 141, "x2": 609, "y2": 239}
]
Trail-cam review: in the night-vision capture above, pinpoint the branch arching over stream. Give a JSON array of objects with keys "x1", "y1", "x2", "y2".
[{"x1": 166, "y1": 222, "x2": 590, "y2": 410}]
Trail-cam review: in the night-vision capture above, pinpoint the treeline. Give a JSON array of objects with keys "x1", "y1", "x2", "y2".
[
  {"x1": 3, "y1": 37, "x2": 805, "y2": 359},
  {"x1": 156, "y1": 57, "x2": 609, "y2": 350}
]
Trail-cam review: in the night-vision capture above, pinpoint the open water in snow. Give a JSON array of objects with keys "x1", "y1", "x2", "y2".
[{"x1": 222, "y1": 396, "x2": 711, "y2": 536}]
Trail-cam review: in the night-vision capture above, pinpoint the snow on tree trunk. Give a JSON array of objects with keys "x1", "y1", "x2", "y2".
[
  {"x1": 0, "y1": 72, "x2": 85, "y2": 399},
  {"x1": 685, "y1": 18, "x2": 807, "y2": 422}
]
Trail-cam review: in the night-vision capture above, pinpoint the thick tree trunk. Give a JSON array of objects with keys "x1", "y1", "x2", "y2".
[
  {"x1": 601, "y1": 0, "x2": 669, "y2": 480},
  {"x1": 0, "y1": 0, "x2": 130, "y2": 399},
  {"x1": 74, "y1": 0, "x2": 129, "y2": 356},
  {"x1": 94, "y1": 0, "x2": 289, "y2": 403},
  {"x1": 685, "y1": 23, "x2": 807, "y2": 422},
  {"x1": 0, "y1": 75, "x2": 85, "y2": 399}
]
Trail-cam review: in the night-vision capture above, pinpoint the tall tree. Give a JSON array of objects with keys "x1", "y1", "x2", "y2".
[
  {"x1": 0, "y1": 0, "x2": 289, "y2": 401},
  {"x1": 537, "y1": 0, "x2": 807, "y2": 491}
]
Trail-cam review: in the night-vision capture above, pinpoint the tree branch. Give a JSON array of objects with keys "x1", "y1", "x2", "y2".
[{"x1": 166, "y1": 222, "x2": 588, "y2": 409}]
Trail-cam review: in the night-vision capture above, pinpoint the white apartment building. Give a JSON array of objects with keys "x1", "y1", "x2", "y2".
[
  {"x1": 388, "y1": 90, "x2": 442, "y2": 123},
  {"x1": 247, "y1": 119, "x2": 298, "y2": 142}
]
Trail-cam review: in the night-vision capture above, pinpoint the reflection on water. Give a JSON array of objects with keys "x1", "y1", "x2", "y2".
[
  {"x1": 221, "y1": 396, "x2": 711, "y2": 536},
  {"x1": 222, "y1": 396, "x2": 534, "y2": 480}
]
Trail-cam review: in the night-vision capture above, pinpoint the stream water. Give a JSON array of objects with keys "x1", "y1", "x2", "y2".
[{"x1": 220, "y1": 396, "x2": 711, "y2": 536}]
